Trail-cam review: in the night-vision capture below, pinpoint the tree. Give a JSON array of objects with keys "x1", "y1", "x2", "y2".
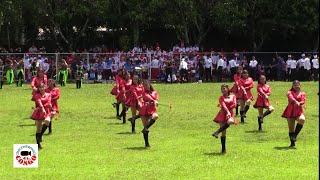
[{"x1": 34, "y1": 0, "x2": 109, "y2": 50}]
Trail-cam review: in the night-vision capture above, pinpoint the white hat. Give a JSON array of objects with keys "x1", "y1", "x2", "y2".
[
  {"x1": 288, "y1": 54, "x2": 291, "y2": 58},
  {"x1": 314, "y1": 55, "x2": 318, "y2": 58},
  {"x1": 301, "y1": 53, "x2": 305, "y2": 57}
]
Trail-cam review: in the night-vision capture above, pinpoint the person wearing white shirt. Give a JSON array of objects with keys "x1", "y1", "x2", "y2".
[
  {"x1": 289, "y1": 57, "x2": 297, "y2": 81},
  {"x1": 179, "y1": 58, "x2": 188, "y2": 82},
  {"x1": 297, "y1": 54, "x2": 306, "y2": 81},
  {"x1": 311, "y1": 55, "x2": 319, "y2": 81},
  {"x1": 204, "y1": 55, "x2": 213, "y2": 82},
  {"x1": 229, "y1": 55, "x2": 238, "y2": 76},
  {"x1": 216, "y1": 55, "x2": 225, "y2": 82},
  {"x1": 40, "y1": 59, "x2": 50, "y2": 74},
  {"x1": 23, "y1": 57, "x2": 32, "y2": 82},
  {"x1": 249, "y1": 56, "x2": 258, "y2": 80},
  {"x1": 286, "y1": 54, "x2": 292, "y2": 81},
  {"x1": 304, "y1": 54, "x2": 312, "y2": 81},
  {"x1": 111, "y1": 59, "x2": 118, "y2": 79},
  {"x1": 151, "y1": 57, "x2": 160, "y2": 80}
]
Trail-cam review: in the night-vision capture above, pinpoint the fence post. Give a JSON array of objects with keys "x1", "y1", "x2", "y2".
[
  {"x1": 148, "y1": 53, "x2": 151, "y2": 80},
  {"x1": 23, "y1": 53, "x2": 26, "y2": 81},
  {"x1": 86, "y1": 53, "x2": 90, "y2": 71},
  {"x1": 55, "y1": 53, "x2": 58, "y2": 81}
]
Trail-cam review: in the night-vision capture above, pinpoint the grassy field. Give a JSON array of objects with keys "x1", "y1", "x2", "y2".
[{"x1": 0, "y1": 81, "x2": 318, "y2": 179}]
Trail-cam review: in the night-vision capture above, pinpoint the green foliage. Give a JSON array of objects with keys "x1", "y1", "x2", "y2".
[
  {"x1": 0, "y1": 0, "x2": 318, "y2": 50},
  {"x1": 0, "y1": 82, "x2": 318, "y2": 179},
  {"x1": 119, "y1": 35, "x2": 131, "y2": 51}
]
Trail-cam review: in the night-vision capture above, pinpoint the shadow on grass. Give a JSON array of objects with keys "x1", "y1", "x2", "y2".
[
  {"x1": 107, "y1": 122, "x2": 124, "y2": 125},
  {"x1": 104, "y1": 116, "x2": 117, "y2": 120},
  {"x1": 116, "y1": 132, "x2": 135, "y2": 135},
  {"x1": 203, "y1": 152, "x2": 226, "y2": 156},
  {"x1": 125, "y1": 147, "x2": 148, "y2": 151},
  {"x1": 18, "y1": 124, "x2": 35, "y2": 127},
  {"x1": 245, "y1": 130, "x2": 267, "y2": 133},
  {"x1": 274, "y1": 146, "x2": 297, "y2": 150}
]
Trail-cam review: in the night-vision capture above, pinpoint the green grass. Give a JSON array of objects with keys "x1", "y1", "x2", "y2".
[{"x1": 0, "y1": 81, "x2": 318, "y2": 179}]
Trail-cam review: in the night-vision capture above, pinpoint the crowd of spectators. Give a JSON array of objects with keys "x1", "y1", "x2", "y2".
[{"x1": 0, "y1": 44, "x2": 318, "y2": 84}]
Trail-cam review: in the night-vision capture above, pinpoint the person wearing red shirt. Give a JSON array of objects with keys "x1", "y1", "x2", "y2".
[
  {"x1": 111, "y1": 69, "x2": 124, "y2": 117},
  {"x1": 30, "y1": 83, "x2": 52, "y2": 149},
  {"x1": 126, "y1": 75, "x2": 144, "y2": 133},
  {"x1": 253, "y1": 75, "x2": 274, "y2": 131},
  {"x1": 282, "y1": 80, "x2": 306, "y2": 147},
  {"x1": 46, "y1": 79, "x2": 60, "y2": 134},
  {"x1": 230, "y1": 66, "x2": 243, "y2": 116},
  {"x1": 116, "y1": 71, "x2": 132, "y2": 123},
  {"x1": 212, "y1": 84, "x2": 237, "y2": 153},
  {"x1": 238, "y1": 70, "x2": 254, "y2": 123},
  {"x1": 140, "y1": 80, "x2": 159, "y2": 148},
  {"x1": 31, "y1": 69, "x2": 48, "y2": 101}
]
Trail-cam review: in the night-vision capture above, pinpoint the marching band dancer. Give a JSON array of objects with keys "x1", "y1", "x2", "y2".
[
  {"x1": 116, "y1": 71, "x2": 132, "y2": 123},
  {"x1": 30, "y1": 83, "x2": 52, "y2": 149},
  {"x1": 253, "y1": 75, "x2": 274, "y2": 131},
  {"x1": 281, "y1": 80, "x2": 306, "y2": 147},
  {"x1": 140, "y1": 80, "x2": 159, "y2": 148},
  {"x1": 31, "y1": 68, "x2": 48, "y2": 101},
  {"x1": 58, "y1": 59, "x2": 68, "y2": 86},
  {"x1": 46, "y1": 79, "x2": 61, "y2": 134},
  {"x1": 16, "y1": 60, "x2": 24, "y2": 87},
  {"x1": 212, "y1": 84, "x2": 237, "y2": 153},
  {"x1": 76, "y1": 61, "x2": 84, "y2": 89},
  {"x1": 5, "y1": 59, "x2": 14, "y2": 85},
  {"x1": 111, "y1": 69, "x2": 124, "y2": 117},
  {"x1": 126, "y1": 75, "x2": 144, "y2": 133},
  {"x1": 30, "y1": 60, "x2": 38, "y2": 79},
  {"x1": 238, "y1": 70, "x2": 254, "y2": 123},
  {"x1": 230, "y1": 66, "x2": 243, "y2": 116}
]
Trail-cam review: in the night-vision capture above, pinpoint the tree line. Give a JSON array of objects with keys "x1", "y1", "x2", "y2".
[{"x1": 0, "y1": 0, "x2": 318, "y2": 52}]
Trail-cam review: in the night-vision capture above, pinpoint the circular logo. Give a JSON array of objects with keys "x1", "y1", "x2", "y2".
[{"x1": 15, "y1": 145, "x2": 37, "y2": 166}]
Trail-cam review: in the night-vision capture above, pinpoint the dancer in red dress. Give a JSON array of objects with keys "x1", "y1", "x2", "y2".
[
  {"x1": 253, "y1": 75, "x2": 274, "y2": 131},
  {"x1": 116, "y1": 71, "x2": 132, "y2": 123},
  {"x1": 126, "y1": 75, "x2": 144, "y2": 133},
  {"x1": 212, "y1": 84, "x2": 237, "y2": 153},
  {"x1": 140, "y1": 80, "x2": 159, "y2": 148},
  {"x1": 46, "y1": 79, "x2": 60, "y2": 134},
  {"x1": 230, "y1": 66, "x2": 243, "y2": 115},
  {"x1": 31, "y1": 68, "x2": 48, "y2": 101},
  {"x1": 30, "y1": 83, "x2": 52, "y2": 149},
  {"x1": 238, "y1": 70, "x2": 254, "y2": 123},
  {"x1": 111, "y1": 69, "x2": 124, "y2": 117},
  {"x1": 282, "y1": 80, "x2": 306, "y2": 147}
]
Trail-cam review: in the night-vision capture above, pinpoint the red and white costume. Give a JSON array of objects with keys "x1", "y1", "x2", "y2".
[
  {"x1": 110, "y1": 74, "x2": 122, "y2": 96},
  {"x1": 237, "y1": 77, "x2": 254, "y2": 101},
  {"x1": 282, "y1": 90, "x2": 306, "y2": 118},
  {"x1": 139, "y1": 91, "x2": 159, "y2": 116},
  {"x1": 31, "y1": 75, "x2": 48, "y2": 98},
  {"x1": 126, "y1": 84, "x2": 144, "y2": 107},
  {"x1": 230, "y1": 74, "x2": 241, "y2": 94},
  {"x1": 116, "y1": 78, "x2": 132, "y2": 102},
  {"x1": 31, "y1": 92, "x2": 52, "y2": 120},
  {"x1": 46, "y1": 87, "x2": 60, "y2": 113},
  {"x1": 253, "y1": 84, "x2": 271, "y2": 108},
  {"x1": 214, "y1": 94, "x2": 237, "y2": 123}
]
